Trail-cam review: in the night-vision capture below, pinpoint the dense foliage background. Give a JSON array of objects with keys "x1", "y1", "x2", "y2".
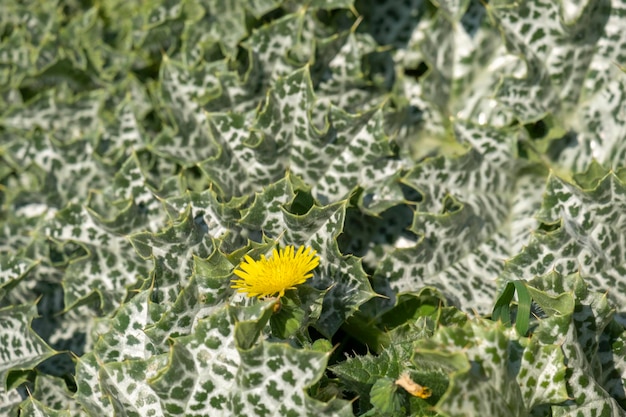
[{"x1": 2, "y1": 0, "x2": 626, "y2": 416}]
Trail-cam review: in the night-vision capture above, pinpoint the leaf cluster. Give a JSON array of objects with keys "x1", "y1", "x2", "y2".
[{"x1": 2, "y1": 0, "x2": 626, "y2": 416}]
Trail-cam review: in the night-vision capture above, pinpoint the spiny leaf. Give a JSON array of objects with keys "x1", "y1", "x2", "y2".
[
  {"x1": 149, "y1": 302, "x2": 352, "y2": 416},
  {"x1": 233, "y1": 342, "x2": 352, "y2": 417},
  {"x1": 99, "y1": 356, "x2": 169, "y2": 417},
  {"x1": 243, "y1": 10, "x2": 317, "y2": 84},
  {"x1": 30, "y1": 373, "x2": 81, "y2": 414},
  {"x1": 92, "y1": 290, "x2": 161, "y2": 362},
  {"x1": 165, "y1": 187, "x2": 246, "y2": 251},
  {"x1": 145, "y1": 251, "x2": 235, "y2": 347},
  {"x1": 0, "y1": 255, "x2": 38, "y2": 300},
  {"x1": 502, "y1": 172, "x2": 626, "y2": 311},
  {"x1": 46, "y1": 203, "x2": 151, "y2": 312},
  {"x1": 153, "y1": 57, "x2": 222, "y2": 165},
  {"x1": 2, "y1": 90, "x2": 103, "y2": 143},
  {"x1": 88, "y1": 153, "x2": 166, "y2": 235},
  {"x1": 197, "y1": 112, "x2": 278, "y2": 198},
  {"x1": 129, "y1": 207, "x2": 215, "y2": 306},
  {"x1": 557, "y1": 77, "x2": 626, "y2": 172},
  {"x1": 374, "y1": 122, "x2": 536, "y2": 314},
  {"x1": 527, "y1": 272, "x2": 625, "y2": 416},
  {"x1": 0, "y1": 304, "x2": 56, "y2": 383},
  {"x1": 3, "y1": 134, "x2": 110, "y2": 208},
  {"x1": 18, "y1": 396, "x2": 71, "y2": 417},
  {"x1": 0, "y1": 383, "x2": 22, "y2": 416},
  {"x1": 74, "y1": 352, "x2": 115, "y2": 416},
  {"x1": 315, "y1": 32, "x2": 383, "y2": 112},
  {"x1": 415, "y1": 320, "x2": 567, "y2": 416}
]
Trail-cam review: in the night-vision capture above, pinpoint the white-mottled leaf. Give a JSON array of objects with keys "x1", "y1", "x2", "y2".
[
  {"x1": 502, "y1": 172, "x2": 626, "y2": 312},
  {"x1": 373, "y1": 122, "x2": 539, "y2": 313},
  {"x1": 0, "y1": 304, "x2": 56, "y2": 382},
  {"x1": 46, "y1": 204, "x2": 151, "y2": 312}
]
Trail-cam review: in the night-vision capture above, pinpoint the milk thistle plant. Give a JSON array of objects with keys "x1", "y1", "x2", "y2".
[{"x1": 2, "y1": 0, "x2": 626, "y2": 416}]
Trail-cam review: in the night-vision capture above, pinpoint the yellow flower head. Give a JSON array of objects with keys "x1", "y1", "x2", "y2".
[{"x1": 231, "y1": 245, "x2": 320, "y2": 298}]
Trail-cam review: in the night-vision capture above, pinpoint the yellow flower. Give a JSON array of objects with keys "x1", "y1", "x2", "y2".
[{"x1": 231, "y1": 245, "x2": 320, "y2": 298}]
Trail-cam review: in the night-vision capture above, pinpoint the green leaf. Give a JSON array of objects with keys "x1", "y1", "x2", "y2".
[
  {"x1": 332, "y1": 344, "x2": 405, "y2": 403},
  {"x1": 492, "y1": 281, "x2": 515, "y2": 327},
  {"x1": 270, "y1": 287, "x2": 324, "y2": 340},
  {"x1": 368, "y1": 378, "x2": 402, "y2": 415},
  {"x1": 514, "y1": 281, "x2": 531, "y2": 336}
]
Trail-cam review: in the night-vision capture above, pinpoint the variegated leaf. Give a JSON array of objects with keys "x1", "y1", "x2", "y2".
[
  {"x1": 502, "y1": 172, "x2": 626, "y2": 312},
  {"x1": 0, "y1": 255, "x2": 37, "y2": 300},
  {"x1": 2, "y1": 90, "x2": 103, "y2": 143},
  {"x1": 0, "y1": 383, "x2": 22, "y2": 416},
  {"x1": 529, "y1": 272, "x2": 625, "y2": 416},
  {"x1": 45, "y1": 204, "x2": 151, "y2": 312},
  {"x1": 92, "y1": 290, "x2": 161, "y2": 362},
  {"x1": 99, "y1": 356, "x2": 170, "y2": 417},
  {"x1": 98, "y1": 94, "x2": 150, "y2": 163},
  {"x1": 88, "y1": 154, "x2": 166, "y2": 234},
  {"x1": 3, "y1": 134, "x2": 109, "y2": 208},
  {"x1": 556, "y1": 76, "x2": 626, "y2": 173},
  {"x1": 129, "y1": 207, "x2": 215, "y2": 307},
  {"x1": 18, "y1": 396, "x2": 71, "y2": 417},
  {"x1": 315, "y1": 33, "x2": 384, "y2": 112},
  {"x1": 153, "y1": 57, "x2": 222, "y2": 165},
  {"x1": 488, "y1": 0, "x2": 613, "y2": 124},
  {"x1": 254, "y1": 68, "x2": 394, "y2": 204},
  {"x1": 415, "y1": 319, "x2": 567, "y2": 416},
  {"x1": 74, "y1": 352, "x2": 115, "y2": 417},
  {"x1": 197, "y1": 112, "x2": 277, "y2": 198},
  {"x1": 145, "y1": 251, "x2": 235, "y2": 347},
  {"x1": 0, "y1": 304, "x2": 56, "y2": 382},
  {"x1": 149, "y1": 303, "x2": 352, "y2": 416},
  {"x1": 29, "y1": 374, "x2": 81, "y2": 416},
  {"x1": 166, "y1": 187, "x2": 248, "y2": 251},
  {"x1": 374, "y1": 122, "x2": 539, "y2": 313}
]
